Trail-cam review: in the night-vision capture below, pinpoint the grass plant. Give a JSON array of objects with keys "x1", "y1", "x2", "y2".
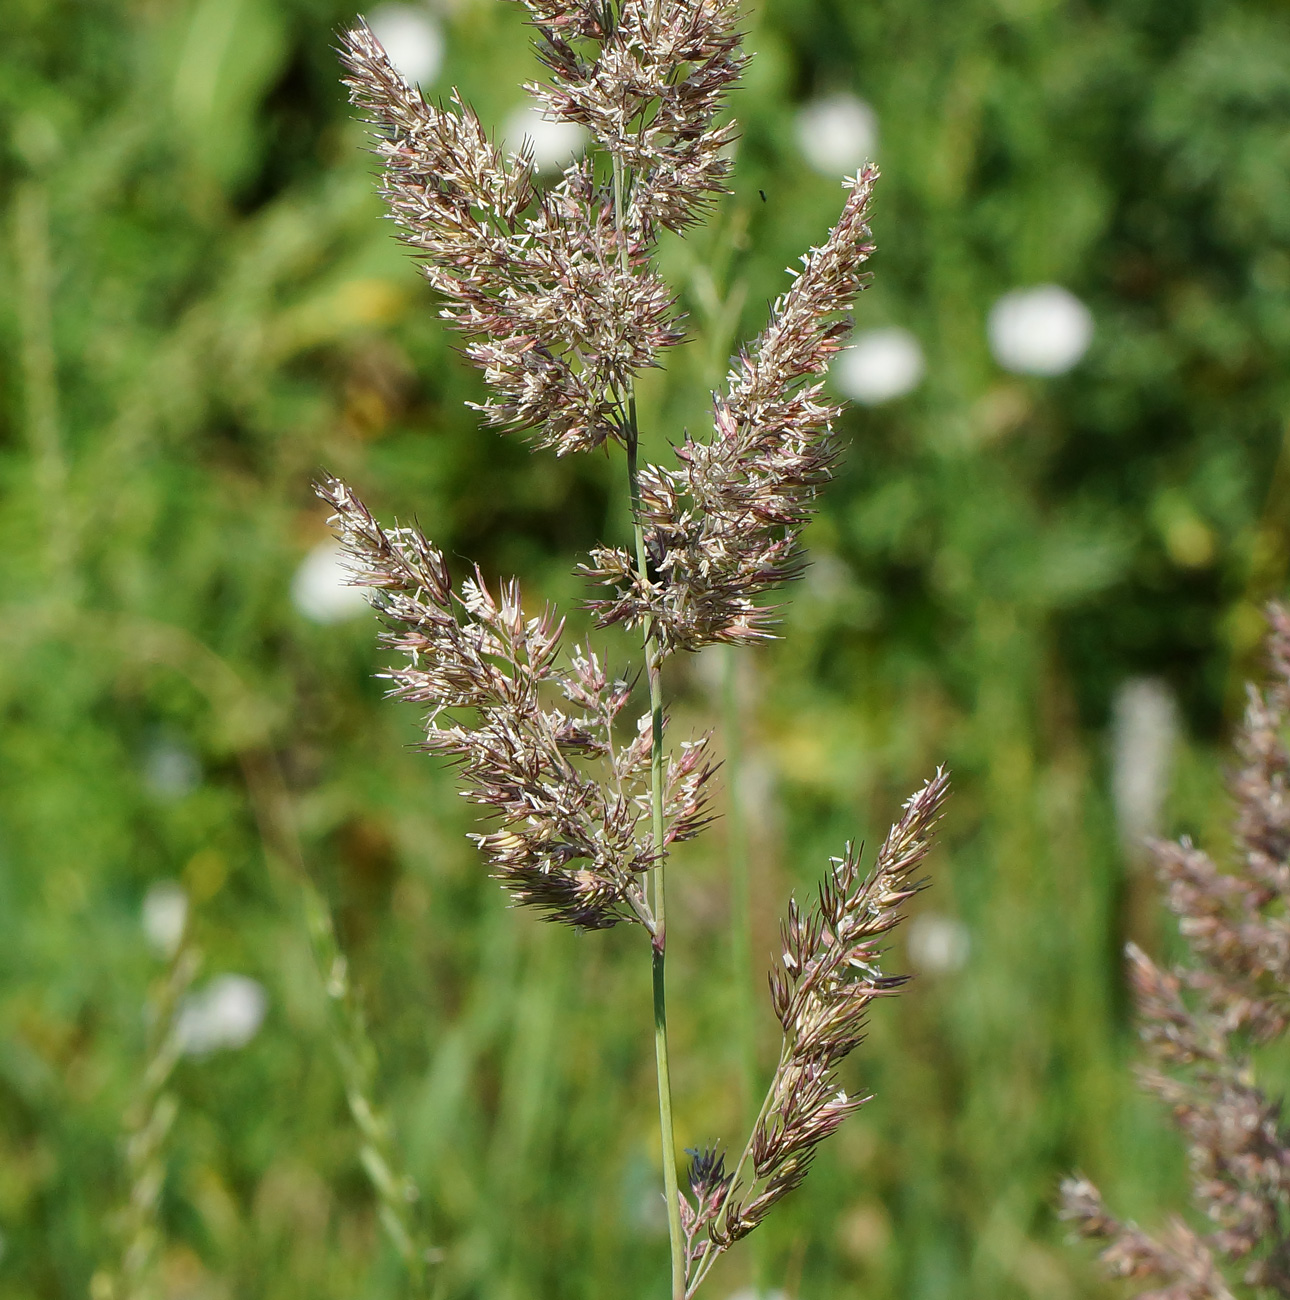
[{"x1": 324, "y1": 9, "x2": 949, "y2": 1295}]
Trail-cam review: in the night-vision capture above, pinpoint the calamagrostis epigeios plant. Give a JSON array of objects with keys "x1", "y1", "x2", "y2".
[
  {"x1": 327, "y1": 8, "x2": 950, "y2": 1295},
  {"x1": 1063, "y1": 605, "x2": 1290, "y2": 1299}
]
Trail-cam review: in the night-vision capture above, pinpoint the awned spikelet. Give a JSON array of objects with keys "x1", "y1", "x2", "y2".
[{"x1": 584, "y1": 169, "x2": 877, "y2": 651}]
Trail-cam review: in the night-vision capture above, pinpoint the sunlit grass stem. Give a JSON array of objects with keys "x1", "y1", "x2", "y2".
[
  {"x1": 629, "y1": 424, "x2": 685, "y2": 1300},
  {"x1": 616, "y1": 147, "x2": 686, "y2": 1300},
  {"x1": 94, "y1": 934, "x2": 200, "y2": 1300}
]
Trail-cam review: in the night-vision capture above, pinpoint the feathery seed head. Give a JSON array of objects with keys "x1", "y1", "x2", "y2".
[
  {"x1": 343, "y1": 12, "x2": 879, "y2": 642},
  {"x1": 317, "y1": 474, "x2": 714, "y2": 931},
  {"x1": 339, "y1": 2, "x2": 745, "y2": 456},
  {"x1": 585, "y1": 167, "x2": 878, "y2": 652},
  {"x1": 682, "y1": 769, "x2": 948, "y2": 1282},
  {"x1": 330, "y1": 15, "x2": 935, "y2": 1292},
  {"x1": 1064, "y1": 605, "x2": 1290, "y2": 1298}
]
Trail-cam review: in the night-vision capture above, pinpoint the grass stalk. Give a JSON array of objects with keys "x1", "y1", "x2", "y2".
[
  {"x1": 334, "y1": 26, "x2": 903, "y2": 1296},
  {"x1": 240, "y1": 749, "x2": 438, "y2": 1292},
  {"x1": 627, "y1": 397, "x2": 686, "y2": 1300},
  {"x1": 300, "y1": 885, "x2": 436, "y2": 1294},
  {"x1": 94, "y1": 938, "x2": 200, "y2": 1300},
  {"x1": 616, "y1": 146, "x2": 686, "y2": 1300}
]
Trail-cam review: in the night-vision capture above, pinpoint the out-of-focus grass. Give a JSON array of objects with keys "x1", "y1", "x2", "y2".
[{"x1": 1, "y1": 0, "x2": 1288, "y2": 1297}]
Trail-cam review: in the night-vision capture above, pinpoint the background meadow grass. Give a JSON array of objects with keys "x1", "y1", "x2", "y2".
[{"x1": 2, "y1": 0, "x2": 1290, "y2": 1296}]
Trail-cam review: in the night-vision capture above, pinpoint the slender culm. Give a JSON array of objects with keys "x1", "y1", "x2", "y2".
[{"x1": 326, "y1": 6, "x2": 949, "y2": 1293}]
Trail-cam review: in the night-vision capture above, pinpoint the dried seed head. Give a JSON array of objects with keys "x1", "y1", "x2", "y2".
[
  {"x1": 518, "y1": 0, "x2": 747, "y2": 235},
  {"x1": 1060, "y1": 1178, "x2": 1238, "y2": 1300},
  {"x1": 333, "y1": 20, "x2": 952, "y2": 1292},
  {"x1": 740, "y1": 768, "x2": 946, "y2": 1226}
]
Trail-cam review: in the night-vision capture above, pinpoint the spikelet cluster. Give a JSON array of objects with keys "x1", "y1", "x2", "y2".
[
  {"x1": 680, "y1": 771, "x2": 949, "y2": 1290},
  {"x1": 318, "y1": 477, "x2": 712, "y2": 931},
  {"x1": 1062, "y1": 605, "x2": 1290, "y2": 1298},
  {"x1": 340, "y1": 0, "x2": 742, "y2": 456},
  {"x1": 332, "y1": 1, "x2": 884, "y2": 916},
  {"x1": 585, "y1": 167, "x2": 876, "y2": 651},
  {"x1": 523, "y1": 0, "x2": 745, "y2": 234}
]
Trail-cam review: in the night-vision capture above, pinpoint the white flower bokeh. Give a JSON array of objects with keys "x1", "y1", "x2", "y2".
[
  {"x1": 177, "y1": 975, "x2": 268, "y2": 1056},
  {"x1": 987, "y1": 284, "x2": 1093, "y2": 376},
  {"x1": 142, "y1": 881, "x2": 188, "y2": 958},
  {"x1": 795, "y1": 93, "x2": 877, "y2": 176},
  {"x1": 142, "y1": 736, "x2": 201, "y2": 801},
  {"x1": 906, "y1": 912, "x2": 970, "y2": 975},
  {"x1": 367, "y1": 4, "x2": 444, "y2": 86},
  {"x1": 833, "y1": 326, "x2": 925, "y2": 405},
  {"x1": 292, "y1": 539, "x2": 370, "y2": 625},
  {"x1": 1111, "y1": 676, "x2": 1179, "y2": 858},
  {"x1": 502, "y1": 103, "x2": 588, "y2": 173}
]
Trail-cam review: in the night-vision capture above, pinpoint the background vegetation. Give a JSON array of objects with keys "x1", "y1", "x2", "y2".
[{"x1": 2, "y1": 0, "x2": 1289, "y2": 1296}]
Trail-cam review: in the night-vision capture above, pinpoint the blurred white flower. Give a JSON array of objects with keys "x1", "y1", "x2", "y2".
[
  {"x1": 502, "y1": 103, "x2": 587, "y2": 173},
  {"x1": 795, "y1": 93, "x2": 877, "y2": 176},
  {"x1": 177, "y1": 975, "x2": 268, "y2": 1056},
  {"x1": 726, "y1": 1290, "x2": 788, "y2": 1300},
  {"x1": 804, "y1": 550, "x2": 853, "y2": 601},
  {"x1": 367, "y1": 4, "x2": 444, "y2": 85},
  {"x1": 292, "y1": 539, "x2": 370, "y2": 624},
  {"x1": 907, "y1": 912, "x2": 970, "y2": 975},
  {"x1": 987, "y1": 284, "x2": 1093, "y2": 376},
  {"x1": 834, "y1": 327, "x2": 924, "y2": 405},
  {"x1": 142, "y1": 881, "x2": 188, "y2": 958},
  {"x1": 1111, "y1": 677, "x2": 1179, "y2": 858},
  {"x1": 143, "y1": 737, "x2": 200, "y2": 801}
]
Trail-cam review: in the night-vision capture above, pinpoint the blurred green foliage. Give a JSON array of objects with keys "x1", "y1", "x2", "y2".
[{"x1": 2, "y1": 0, "x2": 1289, "y2": 1297}]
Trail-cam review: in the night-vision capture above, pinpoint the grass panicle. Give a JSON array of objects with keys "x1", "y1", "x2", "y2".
[
  {"x1": 1062, "y1": 605, "x2": 1290, "y2": 1298},
  {"x1": 327, "y1": 7, "x2": 948, "y2": 1294}
]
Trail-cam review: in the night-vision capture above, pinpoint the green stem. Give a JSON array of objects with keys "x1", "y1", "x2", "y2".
[
  {"x1": 239, "y1": 748, "x2": 436, "y2": 1293},
  {"x1": 302, "y1": 886, "x2": 432, "y2": 1293},
  {"x1": 615, "y1": 146, "x2": 685, "y2": 1300},
  {"x1": 628, "y1": 425, "x2": 686, "y2": 1300}
]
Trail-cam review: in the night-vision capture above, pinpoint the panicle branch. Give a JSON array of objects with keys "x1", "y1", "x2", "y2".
[
  {"x1": 1062, "y1": 605, "x2": 1290, "y2": 1297},
  {"x1": 680, "y1": 770, "x2": 949, "y2": 1290},
  {"x1": 585, "y1": 168, "x2": 878, "y2": 652},
  {"x1": 317, "y1": 475, "x2": 714, "y2": 930},
  {"x1": 1060, "y1": 1178, "x2": 1238, "y2": 1300},
  {"x1": 340, "y1": 19, "x2": 683, "y2": 455}
]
